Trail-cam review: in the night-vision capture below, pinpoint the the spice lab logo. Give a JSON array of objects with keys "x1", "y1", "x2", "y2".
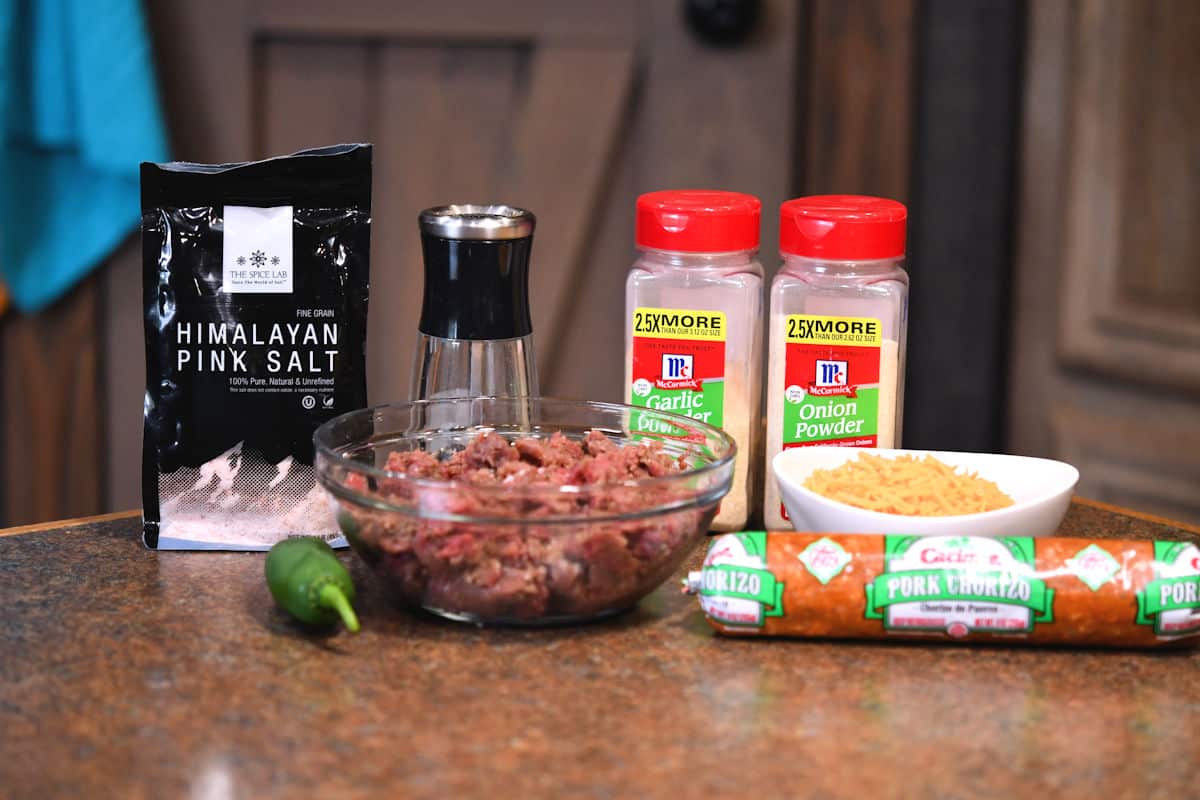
[
  {"x1": 235, "y1": 249, "x2": 283, "y2": 269},
  {"x1": 1066, "y1": 544, "x2": 1121, "y2": 591},
  {"x1": 222, "y1": 205, "x2": 294, "y2": 294},
  {"x1": 798, "y1": 537, "x2": 851, "y2": 585},
  {"x1": 657, "y1": 353, "x2": 700, "y2": 390}
]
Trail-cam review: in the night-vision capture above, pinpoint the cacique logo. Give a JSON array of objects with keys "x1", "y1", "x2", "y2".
[{"x1": 917, "y1": 547, "x2": 1005, "y2": 567}]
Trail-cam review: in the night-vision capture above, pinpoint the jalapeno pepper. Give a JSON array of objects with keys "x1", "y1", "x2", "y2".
[{"x1": 265, "y1": 537, "x2": 360, "y2": 632}]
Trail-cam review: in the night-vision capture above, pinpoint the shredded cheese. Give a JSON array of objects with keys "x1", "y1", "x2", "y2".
[{"x1": 803, "y1": 453, "x2": 1015, "y2": 516}]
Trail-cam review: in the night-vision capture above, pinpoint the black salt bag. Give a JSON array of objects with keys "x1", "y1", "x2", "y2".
[{"x1": 140, "y1": 144, "x2": 371, "y2": 550}]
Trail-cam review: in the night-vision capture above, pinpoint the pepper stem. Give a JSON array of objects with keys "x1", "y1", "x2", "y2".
[{"x1": 318, "y1": 583, "x2": 360, "y2": 633}]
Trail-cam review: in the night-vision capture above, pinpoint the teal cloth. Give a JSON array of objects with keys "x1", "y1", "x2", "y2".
[{"x1": 0, "y1": 0, "x2": 169, "y2": 312}]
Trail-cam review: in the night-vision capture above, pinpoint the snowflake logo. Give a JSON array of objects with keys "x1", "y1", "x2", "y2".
[
  {"x1": 236, "y1": 256, "x2": 246, "y2": 266},
  {"x1": 270, "y1": 255, "x2": 280, "y2": 266},
  {"x1": 249, "y1": 249, "x2": 268, "y2": 268}
]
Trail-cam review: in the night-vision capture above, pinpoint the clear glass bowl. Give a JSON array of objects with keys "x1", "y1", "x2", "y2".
[{"x1": 314, "y1": 397, "x2": 735, "y2": 625}]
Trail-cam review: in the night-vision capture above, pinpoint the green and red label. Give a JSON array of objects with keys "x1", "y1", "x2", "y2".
[
  {"x1": 1136, "y1": 541, "x2": 1200, "y2": 638},
  {"x1": 781, "y1": 313, "x2": 883, "y2": 447},
  {"x1": 629, "y1": 306, "x2": 726, "y2": 427},
  {"x1": 697, "y1": 532, "x2": 786, "y2": 627},
  {"x1": 864, "y1": 536, "x2": 1055, "y2": 637},
  {"x1": 778, "y1": 313, "x2": 886, "y2": 519}
]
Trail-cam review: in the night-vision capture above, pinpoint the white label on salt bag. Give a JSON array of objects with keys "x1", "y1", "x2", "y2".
[{"x1": 222, "y1": 205, "x2": 295, "y2": 294}]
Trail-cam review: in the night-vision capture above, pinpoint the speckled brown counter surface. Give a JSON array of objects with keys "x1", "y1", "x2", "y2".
[{"x1": 1, "y1": 502, "x2": 1198, "y2": 800}]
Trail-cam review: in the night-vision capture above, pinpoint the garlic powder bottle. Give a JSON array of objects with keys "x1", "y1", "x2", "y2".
[
  {"x1": 625, "y1": 191, "x2": 763, "y2": 532},
  {"x1": 765, "y1": 195, "x2": 909, "y2": 529}
]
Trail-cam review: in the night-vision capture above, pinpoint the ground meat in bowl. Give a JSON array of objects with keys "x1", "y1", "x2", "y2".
[{"x1": 337, "y1": 429, "x2": 715, "y2": 622}]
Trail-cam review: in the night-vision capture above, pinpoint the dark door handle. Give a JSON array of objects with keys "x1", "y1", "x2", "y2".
[{"x1": 684, "y1": 0, "x2": 762, "y2": 47}]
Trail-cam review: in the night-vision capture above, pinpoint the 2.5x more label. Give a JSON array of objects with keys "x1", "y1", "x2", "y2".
[{"x1": 629, "y1": 306, "x2": 726, "y2": 427}]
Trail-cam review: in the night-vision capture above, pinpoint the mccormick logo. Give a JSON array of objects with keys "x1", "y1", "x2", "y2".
[
  {"x1": 806, "y1": 358, "x2": 857, "y2": 397},
  {"x1": 656, "y1": 353, "x2": 701, "y2": 391},
  {"x1": 806, "y1": 384, "x2": 857, "y2": 397},
  {"x1": 814, "y1": 359, "x2": 847, "y2": 387},
  {"x1": 663, "y1": 353, "x2": 692, "y2": 379}
]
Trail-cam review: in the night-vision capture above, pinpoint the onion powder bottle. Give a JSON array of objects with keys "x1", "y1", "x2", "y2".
[
  {"x1": 764, "y1": 195, "x2": 909, "y2": 529},
  {"x1": 625, "y1": 190, "x2": 764, "y2": 532}
]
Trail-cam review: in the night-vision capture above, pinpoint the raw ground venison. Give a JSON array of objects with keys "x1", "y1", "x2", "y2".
[{"x1": 342, "y1": 430, "x2": 714, "y2": 619}]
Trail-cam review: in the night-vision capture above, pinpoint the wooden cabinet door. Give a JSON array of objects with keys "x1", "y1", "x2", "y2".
[
  {"x1": 1010, "y1": 0, "x2": 1200, "y2": 523},
  {"x1": 94, "y1": 0, "x2": 799, "y2": 512}
]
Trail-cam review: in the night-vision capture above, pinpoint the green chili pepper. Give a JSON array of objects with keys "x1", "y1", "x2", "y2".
[{"x1": 265, "y1": 537, "x2": 360, "y2": 633}]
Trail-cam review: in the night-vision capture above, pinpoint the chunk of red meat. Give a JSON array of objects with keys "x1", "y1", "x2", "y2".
[
  {"x1": 384, "y1": 449, "x2": 442, "y2": 478},
  {"x1": 514, "y1": 438, "x2": 545, "y2": 465},
  {"x1": 638, "y1": 446, "x2": 680, "y2": 477},
  {"x1": 442, "y1": 450, "x2": 468, "y2": 479},
  {"x1": 464, "y1": 432, "x2": 516, "y2": 470},
  {"x1": 557, "y1": 528, "x2": 642, "y2": 611},
  {"x1": 345, "y1": 472, "x2": 369, "y2": 494},
  {"x1": 583, "y1": 429, "x2": 617, "y2": 456},
  {"x1": 461, "y1": 468, "x2": 501, "y2": 486},
  {"x1": 424, "y1": 563, "x2": 550, "y2": 619},
  {"x1": 497, "y1": 459, "x2": 539, "y2": 485},
  {"x1": 541, "y1": 432, "x2": 585, "y2": 467}
]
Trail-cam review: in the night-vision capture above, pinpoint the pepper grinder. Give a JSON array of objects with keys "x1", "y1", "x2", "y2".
[{"x1": 411, "y1": 205, "x2": 539, "y2": 400}]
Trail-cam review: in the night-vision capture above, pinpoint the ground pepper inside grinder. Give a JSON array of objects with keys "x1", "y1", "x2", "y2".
[{"x1": 411, "y1": 205, "x2": 538, "y2": 399}]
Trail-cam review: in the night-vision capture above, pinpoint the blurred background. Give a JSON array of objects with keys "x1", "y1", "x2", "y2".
[{"x1": 1, "y1": 0, "x2": 1198, "y2": 528}]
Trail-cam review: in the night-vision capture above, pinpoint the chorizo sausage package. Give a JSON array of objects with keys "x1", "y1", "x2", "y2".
[
  {"x1": 686, "y1": 532, "x2": 1200, "y2": 647},
  {"x1": 140, "y1": 144, "x2": 371, "y2": 550}
]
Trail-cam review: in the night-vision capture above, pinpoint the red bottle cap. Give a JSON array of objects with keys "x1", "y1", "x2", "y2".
[
  {"x1": 779, "y1": 195, "x2": 907, "y2": 260},
  {"x1": 636, "y1": 190, "x2": 761, "y2": 253}
]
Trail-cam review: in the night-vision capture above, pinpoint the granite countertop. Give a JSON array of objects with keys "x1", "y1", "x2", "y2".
[{"x1": 2, "y1": 501, "x2": 1199, "y2": 799}]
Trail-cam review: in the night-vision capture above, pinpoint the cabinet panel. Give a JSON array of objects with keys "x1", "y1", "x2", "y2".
[{"x1": 1011, "y1": 0, "x2": 1200, "y2": 524}]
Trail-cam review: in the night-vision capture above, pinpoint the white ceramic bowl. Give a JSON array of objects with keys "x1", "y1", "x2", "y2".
[{"x1": 772, "y1": 447, "x2": 1079, "y2": 538}]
